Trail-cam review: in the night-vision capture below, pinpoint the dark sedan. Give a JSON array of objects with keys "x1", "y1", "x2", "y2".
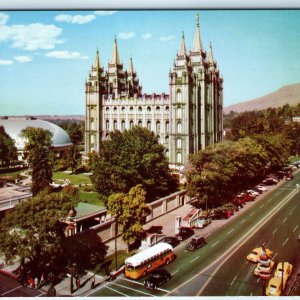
[
  {"x1": 175, "y1": 227, "x2": 194, "y2": 241},
  {"x1": 162, "y1": 236, "x2": 180, "y2": 248},
  {"x1": 144, "y1": 269, "x2": 172, "y2": 290}
]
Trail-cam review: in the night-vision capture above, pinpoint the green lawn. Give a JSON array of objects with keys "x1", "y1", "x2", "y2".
[
  {"x1": 78, "y1": 190, "x2": 105, "y2": 207},
  {"x1": 52, "y1": 171, "x2": 92, "y2": 185}
]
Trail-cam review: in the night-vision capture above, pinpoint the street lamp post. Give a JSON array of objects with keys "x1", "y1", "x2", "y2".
[{"x1": 115, "y1": 219, "x2": 118, "y2": 271}]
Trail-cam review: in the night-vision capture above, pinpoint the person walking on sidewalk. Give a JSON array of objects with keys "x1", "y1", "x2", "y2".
[
  {"x1": 90, "y1": 277, "x2": 95, "y2": 289},
  {"x1": 34, "y1": 277, "x2": 39, "y2": 290}
]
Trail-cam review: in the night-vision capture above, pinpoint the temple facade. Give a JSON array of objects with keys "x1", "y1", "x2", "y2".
[{"x1": 85, "y1": 16, "x2": 223, "y2": 169}]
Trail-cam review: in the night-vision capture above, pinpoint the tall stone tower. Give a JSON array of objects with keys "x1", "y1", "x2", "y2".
[{"x1": 169, "y1": 15, "x2": 223, "y2": 168}]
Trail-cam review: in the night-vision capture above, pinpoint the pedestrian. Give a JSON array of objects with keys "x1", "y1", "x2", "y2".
[
  {"x1": 28, "y1": 277, "x2": 34, "y2": 289},
  {"x1": 76, "y1": 276, "x2": 81, "y2": 289},
  {"x1": 34, "y1": 277, "x2": 39, "y2": 290},
  {"x1": 90, "y1": 277, "x2": 95, "y2": 289},
  {"x1": 40, "y1": 273, "x2": 45, "y2": 287}
]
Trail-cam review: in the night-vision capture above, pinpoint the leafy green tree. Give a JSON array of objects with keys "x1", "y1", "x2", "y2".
[
  {"x1": 0, "y1": 190, "x2": 78, "y2": 280},
  {"x1": 0, "y1": 125, "x2": 17, "y2": 166},
  {"x1": 64, "y1": 144, "x2": 81, "y2": 174},
  {"x1": 91, "y1": 126, "x2": 177, "y2": 203},
  {"x1": 107, "y1": 185, "x2": 150, "y2": 252},
  {"x1": 20, "y1": 127, "x2": 53, "y2": 196}
]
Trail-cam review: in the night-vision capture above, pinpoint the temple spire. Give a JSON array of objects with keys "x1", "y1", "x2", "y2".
[
  {"x1": 208, "y1": 42, "x2": 214, "y2": 63},
  {"x1": 192, "y1": 14, "x2": 203, "y2": 53},
  {"x1": 178, "y1": 31, "x2": 187, "y2": 56},
  {"x1": 93, "y1": 48, "x2": 100, "y2": 68},
  {"x1": 128, "y1": 56, "x2": 134, "y2": 73},
  {"x1": 110, "y1": 36, "x2": 121, "y2": 65}
]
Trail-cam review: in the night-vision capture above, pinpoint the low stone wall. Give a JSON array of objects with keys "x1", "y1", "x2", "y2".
[{"x1": 91, "y1": 189, "x2": 191, "y2": 242}]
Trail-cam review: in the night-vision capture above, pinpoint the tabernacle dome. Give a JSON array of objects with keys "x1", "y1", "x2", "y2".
[{"x1": 0, "y1": 117, "x2": 72, "y2": 160}]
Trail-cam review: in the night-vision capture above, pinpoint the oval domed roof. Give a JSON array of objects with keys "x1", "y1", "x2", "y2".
[{"x1": 0, "y1": 118, "x2": 72, "y2": 150}]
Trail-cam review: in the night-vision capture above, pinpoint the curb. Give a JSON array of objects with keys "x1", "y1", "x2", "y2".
[{"x1": 0, "y1": 268, "x2": 18, "y2": 280}]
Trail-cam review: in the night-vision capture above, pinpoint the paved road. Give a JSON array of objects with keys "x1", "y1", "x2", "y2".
[
  {"x1": 89, "y1": 172, "x2": 300, "y2": 296},
  {"x1": 0, "y1": 273, "x2": 46, "y2": 297}
]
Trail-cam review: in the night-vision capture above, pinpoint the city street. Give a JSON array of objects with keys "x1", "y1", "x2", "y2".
[{"x1": 89, "y1": 172, "x2": 300, "y2": 296}]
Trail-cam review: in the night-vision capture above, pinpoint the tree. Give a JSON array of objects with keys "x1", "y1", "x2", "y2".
[
  {"x1": 0, "y1": 125, "x2": 17, "y2": 166},
  {"x1": 64, "y1": 144, "x2": 81, "y2": 174},
  {"x1": 0, "y1": 190, "x2": 78, "y2": 280},
  {"x1": 107, "y1": 185, "x2": 150, "y2": 252},
  {"x1": 20, "y1": 127, "x2": 53, "y2": 196},
  {"x1": 91, "y1": 126, "x2": 177, "y2": 203}
]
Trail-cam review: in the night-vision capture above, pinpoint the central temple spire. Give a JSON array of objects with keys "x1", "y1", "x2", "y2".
[
  {"x1": 93, "y1": 48, "x2": 100, "y2": 69},
  {"x1": 110, "y1": 36, "x2": 121, "y2": 65},
  {"x1": 192, "y1": 14, "x2": 203, "y2": 53}
]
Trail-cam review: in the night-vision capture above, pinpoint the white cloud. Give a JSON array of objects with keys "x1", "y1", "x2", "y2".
[
  {"x1": 55, "y1": 14, "x2": 96, "y2": 25},
  {"x1": 46, "y1": 50, "x2": 88, "y2": 60},
  {"x1": 0, "y1": 23, "x2": 63, "y2": 51},
  {"x1": 118, "y1": 32, "x2": 135, "y2": 40},
  {"x1": 0, "y1": 13, "x2": 9, "y2": 25},
  {"x1": 94, "y1": 11, "x2": 117, "y2": 16},
  {"x1": 15, "y1": 56, "x2": 32, "y2": 63},
  {"x1": 0, "y1": 59, "x2": 13, "y2": 65},
  {"x1": 142, "y1": 33, "x2": 152, "y2": 40},
  {"x1": 159, "y1": 35, "x2": 176, "y2": 42}
]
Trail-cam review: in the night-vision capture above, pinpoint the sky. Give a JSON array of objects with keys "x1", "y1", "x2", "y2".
[{"x1": 1, "y1": 10, "x2": 300, "y2": 116}]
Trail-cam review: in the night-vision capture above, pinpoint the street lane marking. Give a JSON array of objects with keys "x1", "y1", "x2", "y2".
[
  {"x1": 211, "y1": 241, "x2": 219, "y2": 248},
  {"x1": 230, "y1": 276, "x2": 237, "y2": 285},
  {"x1": 171, "y1": 270, "x2": 179, "y2": 275},
  {"x1": 191, "y1": 256, "x2": 200, "y2": 263},
  {"x1": 1, "y1": 285, "x2": 23, "y2": 296},
  {"x1": 250, "y1": 212, "x2": 255, "y2": 216},
  {"x1": 293, "y1": 225, "x2": 299, "y2": 232},
  {"x1": 273, "y1": 228, "x2": 278, "y2": 234},
  {"x1": 259, "y1": 205, "x2": 264, "y2": 208},
  {"x1": 105, "y1": 284, "x2": 128, "y2": 296},
  {"x1": 282, "y1": 237, "x2": 289, "y2": 246},
  {"x1": 226, "y1": 229, "x2": 234, "y2": 235},
  {"x1": 240, "y1": 220, "x2": 245, "y2": 224},
  {"x1": 111, "y1": 282, "x2": 156, "y2": 296},
  {"x1": 282, "y1": 217, "x2": 287, "y2": 223},
  {"x1": 35, "y1": 292, "x2": 45, "y2": 297},
  {"x1": 121, "y1": 277, "x2": 144, "y2": 286},
  {"x1": 206, "y1": 232, "x2": 212, "y2": 237},
  {"x1": 273, "y1": 253, "x2": 277, "y2": 260}
]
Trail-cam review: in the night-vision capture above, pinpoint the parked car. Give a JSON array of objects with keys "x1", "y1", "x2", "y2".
[
  {"x1": 237, "y1": 192, "x2": 255, "y2": 202},
  {"x1": 222, "y1": 203, "x2": 239, "y2": 212},
  {"x1": 246, "y1": 190, "x2": 259, "y2": 197},
  {"x1": 265, "y1": 277, "x2": 285, "y2": 296},
  {"x1": 186, "y1": 235, "x2": 206, "y2": 251},
  {"x1": 255, "y1": 185, "x2": 267, "y2": 192},
  {"x1": 252, "y1": 187, "x2": 263, "y2": 194},
  {"x1": 262, "y1": 178, "x2": 278, "y2": 185},
  {"x1": 162, "y1": 236, "x2": 180, "y2": 248},
  {"x1": 209, "y1": 208, "x2": 230, "y2": 220},
  {"x1": 175, "y1": 227, "x2": 194, "y2": 241},
  {"x1": 195, "y1": 216, "x2": 212, "y2": 229},
  {"x1": 274, "y1": 262, "x2": 293, "y2": 281},
  {"x1": 144, "y1": 269, "x2": 171, "y2": 290},
  {"x1": 246, "y1": 247, "x2": 273, "y2": 263},
  {"x1": 146, "y1": 226, "x2": 163, "y2": 234},
  {"x1": 232, "y1": 198, "x2": 244, "y2": 208}
]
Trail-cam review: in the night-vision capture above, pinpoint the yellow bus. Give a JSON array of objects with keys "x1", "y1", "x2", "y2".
[{"x1": 124, "y1": 242, "x2": 176, "y2": 279}]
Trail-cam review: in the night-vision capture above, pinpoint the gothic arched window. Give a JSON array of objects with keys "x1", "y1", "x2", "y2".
[
  {"x1": 177, "y1": 107, "x2": 182, "y2": 118},
  {"x1": 165, "y1": 121, "x2": 169, "y2": 132},
  {"x1": 156, "y1": 121, "x2": 161, "y2": 132},
  {"x1": 121, "y1": 120, "x2": 125, "y2": 130},
  {"x1": 147, "y1": 120, "x2": 151, "y2": 130},
  {"x1": 130, "y1": 120, "x2": 134, "y2": 129},
  {"x1": 156, "y1": 106, "x2": 160, "y2": 111},
  {"x1": 113, "y1": 120, "x2": 117, "y2": 130},
  {"x1": 147, "y1": 106, "x2": 151, "y2": 112},
  {"x1": 138, "y1": 106, "x2": 142, "y2": 112},
  {"x1": 177, "y1": 138, "x2": 182, "y2": 148},
  {"x1": 138, "y1": 120, "x2": 142, "y2": 127},
  {"x1": 176, "y1": 90, "x2": 182, "y2": 103},
  {"x1": 106, "y1": 120, "x2": 109, "y2": 130},
  {"x1": 177, "y1": 152, "x2": 182, "y2": 163}
]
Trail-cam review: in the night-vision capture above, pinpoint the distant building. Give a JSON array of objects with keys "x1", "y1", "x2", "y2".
[
  {"x1": 0, "y1": 117, "x2": 72, "y2": 161},
  {"x1": 85, "y1": 16, "x2": 223, "y2": 169}
]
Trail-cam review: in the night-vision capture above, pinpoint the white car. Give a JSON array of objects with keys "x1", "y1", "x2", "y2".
[
  {"x1": 247, "y1": 190, "x2": 259, "y2": 197},
  {"x1": 255, "y1": 185, "x2": 267, "y2": 192}
]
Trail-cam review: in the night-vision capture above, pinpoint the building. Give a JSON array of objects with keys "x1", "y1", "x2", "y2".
[
  {"x1": 85, "y1": 16, "x2": 223, "y2": 169},
  {"x1": 0, "y1": 116, "x2": 72, "y2": 161}
]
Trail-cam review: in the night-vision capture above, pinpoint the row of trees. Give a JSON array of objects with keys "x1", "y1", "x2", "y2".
[
  {"x1": 225, "y1": 104, "x2": 300, "y2": 155},
  {"x1": 187, "y1": 134, "x2": 291, "y2": 208}
]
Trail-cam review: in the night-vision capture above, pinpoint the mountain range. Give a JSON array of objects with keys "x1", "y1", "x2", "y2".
[{"x1": 224, "y1": 82, "x2": 300, "y2": 114}]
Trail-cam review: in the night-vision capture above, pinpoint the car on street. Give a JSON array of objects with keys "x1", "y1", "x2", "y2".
[
  {"x1": 209, "y1": 208, "x2": 230, "y2": 220},
  {"x1": 246, "y1": 247, "x2": 273, "y2": 263},
  {"x1": 194, "y1": 216, "x2": 212, "y2": 229},
  {"x1": 162, "y1": 236, "x2": 180, "y2": 248},
  {"x1": 146, "y1": 226, "x2": 163, "y2": 234},
  {"x1": 144, "y1": 269, "x2": 172, "y2": 290},
  {"x1": 222, "y1": 203, "x2": 239, "y2": 212},
  {"x1": 186, "y1": 235, "x2": 206, "y2": 251},
  {"x1": 274, "y1": 262, "x2": 293, "y2": 281},
  {"x1": 175, "y1": 227, "x2": 194, "y2": 241},
  {"x1": 254, "y1": 260, "x2": 276, "y2": 280},
  {"x1": 265, "y1": 277, "x2": 285, "y2": 296}
]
